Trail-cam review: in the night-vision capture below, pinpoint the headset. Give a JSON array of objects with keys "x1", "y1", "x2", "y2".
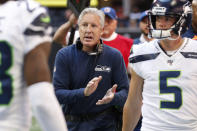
[{"x1": 76, "y1": 38, "x2": 103, "y2": 55}]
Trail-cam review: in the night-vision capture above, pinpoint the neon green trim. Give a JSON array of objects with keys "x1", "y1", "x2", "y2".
[{"x1": 41, "y1": 16, "x2": 51, "y2": 23}]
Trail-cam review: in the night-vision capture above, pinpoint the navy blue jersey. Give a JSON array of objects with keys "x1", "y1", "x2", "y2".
[{"x1": 53, "y1": 44, "x2": 129, "y2": 115}]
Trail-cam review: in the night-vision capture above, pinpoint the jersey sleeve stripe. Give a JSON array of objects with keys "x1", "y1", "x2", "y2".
[
  {"x1": 180, "y1": 52, "x2": 197, "y2": 59},
  {"x1": 129, "y1": 53, "x2": 160, "y2": 63}
]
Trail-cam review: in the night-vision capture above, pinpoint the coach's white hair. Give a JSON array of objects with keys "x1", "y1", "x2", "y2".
[{"x1": 78, "y1": 7, "x2": 105, "y2": 28}]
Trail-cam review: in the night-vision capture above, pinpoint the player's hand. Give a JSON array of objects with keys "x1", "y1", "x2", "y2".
[
  {"x1": 96, "y1": 84, "x2": 117, "y2": 105},
  {"x1": 84, "y1": 76, "x2": 102, "y2": 96}
]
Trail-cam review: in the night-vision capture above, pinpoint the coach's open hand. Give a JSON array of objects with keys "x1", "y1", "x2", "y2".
[
  {"x1": 84, "y1": 76, "x2": 102, "y2": 96},
  {"x1": 96, "y1": 84, "x2": 117, "y2": 105}
]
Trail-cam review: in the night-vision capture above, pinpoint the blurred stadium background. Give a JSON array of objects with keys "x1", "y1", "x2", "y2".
[{"x1": 35, "y1": 0, "x2": 153, "y2": 39}]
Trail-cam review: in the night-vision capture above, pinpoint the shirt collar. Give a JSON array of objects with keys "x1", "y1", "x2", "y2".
[{"x1": 101, "y1": 32, "x2": 118, "y2": 41}]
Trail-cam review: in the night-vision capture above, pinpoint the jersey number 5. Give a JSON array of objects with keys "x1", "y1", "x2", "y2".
[
  {"x1": 0, "y1": 41, "x2": 13, "y2": 105},
  {"x1": 159, "y1": 71, "x2": 182, "y2": 109}
]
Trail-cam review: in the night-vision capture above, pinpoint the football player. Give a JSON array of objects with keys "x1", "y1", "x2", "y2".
[{"x1": 122, "y1": 0, "x2": 197, "y2": 131}]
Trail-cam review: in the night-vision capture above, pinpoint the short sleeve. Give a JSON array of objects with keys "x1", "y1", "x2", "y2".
[{"x1": 22, "y1": 2, "x2": 52, "y2": 54}]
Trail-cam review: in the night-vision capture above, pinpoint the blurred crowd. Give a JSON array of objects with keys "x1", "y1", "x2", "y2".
[{"x1": 48, "y1": 0, "x2": 154, "y2": 38}]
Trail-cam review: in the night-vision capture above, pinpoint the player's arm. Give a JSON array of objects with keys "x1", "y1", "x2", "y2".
[
  {"x1": 122, "y1": 68, "x2": 143, "y2": 131},
  {"x1": 53, "y1": 14, "x2": 77, "y2": 46},
  {"x1": 24, "y1": 42, "x2": 51, "y2": 84},
  {"x1": 192, "y1": 0, "x2": 197, "y2": 32},
  {"x1": 24, "y1": 42, "x2": 68, "y2": 131}
]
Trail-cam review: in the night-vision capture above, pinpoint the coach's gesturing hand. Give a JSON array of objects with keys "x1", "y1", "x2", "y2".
[
  {"x1": 96, "y1": 84, "x2": 117, "y2": 105},
  {"x1": 84, "y1": 76, "x2": 102, "y2": 96}
]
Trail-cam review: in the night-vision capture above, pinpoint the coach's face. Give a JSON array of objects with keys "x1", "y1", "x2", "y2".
[{"x1": 79, "y1": 13, "x2": 103, "y2": 52}]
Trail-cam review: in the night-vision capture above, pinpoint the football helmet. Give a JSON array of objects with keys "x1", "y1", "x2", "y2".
[{"x1": 148, "y1": 0, "x2": 192, "y2": 39}]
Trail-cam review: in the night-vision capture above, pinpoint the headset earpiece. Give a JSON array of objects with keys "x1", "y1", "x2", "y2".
[{"x1": 76, "y1": 38, "x2": 103, "y2": 55}]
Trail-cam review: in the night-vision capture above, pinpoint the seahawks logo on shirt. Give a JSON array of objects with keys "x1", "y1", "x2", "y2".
[{"x1": 95, "y1": 65, "x2": 111, "y2": 73}]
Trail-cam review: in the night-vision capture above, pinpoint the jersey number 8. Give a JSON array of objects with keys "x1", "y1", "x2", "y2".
[{"x1": 0, "y1": 41, "x2": 13, "y2": 105}]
